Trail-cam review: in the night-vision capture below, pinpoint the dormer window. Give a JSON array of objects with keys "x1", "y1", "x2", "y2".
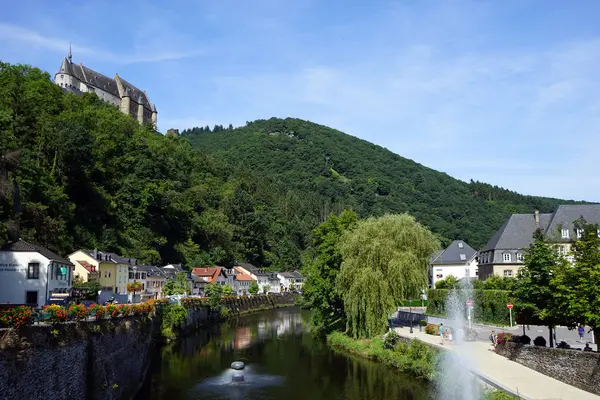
[
  {"x1": 516, "y1": 253, "x2": 524, "y2": 262},
  {"x1": 576, "y1": 229, "x2": 583, "y2": 239},
  {"x1": 459, "y1": 254, "x2": 466, "y2": 261},
  {"x1": 503, "y1": 253, "x2": 511, "y2": 262},
  {"x1": 561, "y1": 229, "x2": 570, "y2": 239},
  {"x1": 458, "y1": 242, "x2": 464, "y2": 249}
]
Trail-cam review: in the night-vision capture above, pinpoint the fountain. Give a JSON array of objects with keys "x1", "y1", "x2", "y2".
[
  {"x1": 435, "y1": 279, "x2": 485, "y2": 400},
  {"x1": 231, "y1": 361, "x2": 245, "y2": 382}
]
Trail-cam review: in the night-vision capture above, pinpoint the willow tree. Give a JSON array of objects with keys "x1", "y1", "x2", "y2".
[{"x1": 336, "y1": 214, "x2": 439, "y2": 338}]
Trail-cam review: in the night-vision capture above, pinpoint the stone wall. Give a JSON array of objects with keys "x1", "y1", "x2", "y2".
[
  {"x1": 496, "y1": 342, "x2": 600, "y2": 395},
  {"x1": 0, "y1": 316, "x2": 158, "y2": 400}
]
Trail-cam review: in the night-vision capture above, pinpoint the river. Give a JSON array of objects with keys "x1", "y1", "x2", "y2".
[{"x1": 136, "y1": 307, "x2": 430, "y2": 400}]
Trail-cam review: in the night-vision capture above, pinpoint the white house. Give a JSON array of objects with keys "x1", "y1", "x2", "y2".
[
  {"x1": 235, "y1": 263, "x2": 280, "y2": 293},
  {"x1": 277, "y1": 271, "x2": 306, "y2": 291},
  {"x1": 0, "y1": 240, "x2": 74, "y2": 308},
  {"x1": 430, "y1": 240, "x2": 478, "y2": 287}
]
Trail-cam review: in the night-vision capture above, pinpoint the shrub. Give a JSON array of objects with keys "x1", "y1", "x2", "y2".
[
  {"x1": 384, "y1": 330, "x2": 400, "y2": 349},
  {"x1": 424, "y1": 323, "x2": 439, "y2": 335},
  {"x1": 427, "y1": 289, "x2": 513, "y2": 326},
  {"x1": 180, "y1": 297, "x2": 209, "y2": 309},
  {"x1": 44, "y1": 304, "x2": 67, "y2": 323},
  {"x1": 118, "y1": 304, "x2": 132, "y2": 317},
  {"x1": 161, "y1": 303, "x2": 188, "y2": 339},
  {"x1": 533, "y1": 336, "x2": 546, "y2": 347},
  {"x1": 520, "y1": 335, "x2": 531, "y2": 345},
  {"x1": 89, "y1": 304, "x2": 106, "y2": 320},
  {"x1": 106, "y1": 304, "x2": 119, "y2": 318},
  {"x1": 0, "y1": 306, "x2": 33, "y2": 328},
  {"x1": 220, "y1": 306, "x2": 232, "y2": 319},
  {"x1": 496, "y1": 332, "x2": 512, "y2": 345},
  {"x1": 68, "y1": 304, "x2": 88, "y2": 321},
  {"x1": 419, "y1": 320, "x2": 428, "y2": 327}
]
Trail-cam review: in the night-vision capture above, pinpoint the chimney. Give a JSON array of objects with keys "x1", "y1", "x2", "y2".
[
  {"x1": 93, "y1": 249, "x2": 98, "y2": 260},
  {"x1": 534, "y1": 210, "x2": 540, "y2": 227}
]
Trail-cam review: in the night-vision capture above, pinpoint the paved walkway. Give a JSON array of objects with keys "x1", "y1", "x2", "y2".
[{"x1": 395, "y1": 326, "x2": 600, "y2": 400}]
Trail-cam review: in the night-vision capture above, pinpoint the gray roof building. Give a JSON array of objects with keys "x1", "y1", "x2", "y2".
[
  {"x1": 431, "y1": 240, "x2": 477, "y2": 265},
  {"x1": 1, "y1": 239, "x2": 73, "y2": 265}
]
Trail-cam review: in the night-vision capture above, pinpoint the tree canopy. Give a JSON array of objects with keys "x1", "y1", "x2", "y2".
[{"x1": 336, "y1": 214, "x2": 439, "y2": 338}]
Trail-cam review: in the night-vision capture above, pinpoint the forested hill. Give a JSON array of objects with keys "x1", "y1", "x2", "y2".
[{"x1": 183, "y1": 118, "x2": 582, "y2": 251}]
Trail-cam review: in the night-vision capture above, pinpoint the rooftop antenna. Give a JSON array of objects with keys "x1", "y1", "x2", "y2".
[{"x1": 68, "y1": 42, "x2": 72, "y2": 63}]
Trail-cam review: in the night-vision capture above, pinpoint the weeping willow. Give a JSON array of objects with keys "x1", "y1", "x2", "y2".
[{"x1": 337, "y1": 214, "x2": 439, "y2": 338}]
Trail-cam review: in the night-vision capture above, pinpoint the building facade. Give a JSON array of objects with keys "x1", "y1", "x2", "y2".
[
  {"x1": 0, "y1": 240, "x2": 74, "y2": 308},
  {"x1": 478, "y1": 205, "x2": 600, "y2": 279},
  {"x1": 54, "y1": 48, "x2": 157, "y2": 126},
  {"x1": 277, "y1": 271, "x2": 306, "y2": 291},
  {"x1": 430, "y1": 240, "x2": 478, "y2": 287},
  {"x1": 69, "y1": 250, "x2": 136, "y2": 295}
]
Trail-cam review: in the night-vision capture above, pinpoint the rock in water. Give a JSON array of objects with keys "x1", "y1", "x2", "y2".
[{"x1": 231, "y1": 361, "x2": 245, "y2": 370}]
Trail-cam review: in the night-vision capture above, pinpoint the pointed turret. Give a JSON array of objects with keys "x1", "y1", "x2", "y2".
[{"x1": 120, "y1": 87, "x2": 131, "y2": 115}]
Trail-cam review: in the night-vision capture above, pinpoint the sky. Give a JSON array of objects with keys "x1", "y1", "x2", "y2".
[{"x1": 1, "y1": 0, "x2": 599, "y2": 201}]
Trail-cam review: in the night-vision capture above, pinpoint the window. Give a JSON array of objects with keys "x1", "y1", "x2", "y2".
[
  {"x1": 561, "y1": 229, "x2": 570, "y2": 239},
  {"x1": 25, "y1": 291, "x2": 38, "y2": 306},
  {"x1": 516, "y1": 253, "x2": 524, "y2": 262},
  {"x1": 458, "y1": 242, "x2": 464, "y2": 248},
  {"x1": 459, "y1": 254, "x2": 466, "y2": 261},
  {"x1": 597, "y1": 229, "x2": 600, "y2": 238},
  {"x1": 503, "y1": 253, "x2": 511, "y2": 262},
  {"x1": 27, "y1": 263, "x2": 40, "y2": 279},
  {"x1": 576, "y1": 229, "x2": 583, "y2": 239},
  {"x1": 503, "y1": 269, "x2": 513, "y2": 277}
]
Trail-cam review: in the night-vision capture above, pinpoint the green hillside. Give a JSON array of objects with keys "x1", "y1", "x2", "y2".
[{"x1": 183, "y1": 118, "x2": 581, "y2": 253}]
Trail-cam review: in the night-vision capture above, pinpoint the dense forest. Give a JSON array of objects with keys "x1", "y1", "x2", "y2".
[{"x1": 0, "y1": 61, "x2": 583, "y2": 272}]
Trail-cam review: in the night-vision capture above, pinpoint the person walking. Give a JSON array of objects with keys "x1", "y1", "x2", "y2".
[
  {"x1": 578, "y1": 325, "x2": 585, "y2": 342},
  {"x1": 439, "y1": 323, "x2": 444, "y2": 345}
]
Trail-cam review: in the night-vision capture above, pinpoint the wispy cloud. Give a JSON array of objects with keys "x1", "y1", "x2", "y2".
[{"x1": 0, "y1": 23, "x2": 203, "y2": 64}]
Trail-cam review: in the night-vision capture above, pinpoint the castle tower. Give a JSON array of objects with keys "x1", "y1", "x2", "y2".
[
  {"x1": 120, "y1": 87, "x2": 131, "y2": 116},
  {"x1": 151, "y1": 104, "x2": 158, "y2": 128},
  {"x1": 137, "y1": 94, "x2": 144, "y2": 124}
]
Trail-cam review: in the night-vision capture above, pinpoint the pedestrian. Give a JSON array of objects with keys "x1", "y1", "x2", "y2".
[
  {"x1": 490, "y1": 330, "x2": 496, "y2": 346},
  {"x1": 578, "y1": 325, "x2": 585, "y2": 342},
  {"x1": 439, "y1": 323, "x2": 444, "y2": 345}
]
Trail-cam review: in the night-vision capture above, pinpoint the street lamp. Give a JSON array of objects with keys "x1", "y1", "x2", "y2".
[{"x1": 409, "y1": 296, "x2": 413, "y2": 333}]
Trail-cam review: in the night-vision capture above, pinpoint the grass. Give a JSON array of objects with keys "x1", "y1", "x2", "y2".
[{"x1": 399, "y1": 299, "x2": 429, "y2": 307}]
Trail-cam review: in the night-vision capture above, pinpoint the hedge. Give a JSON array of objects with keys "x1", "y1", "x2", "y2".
[{"x1": 426, "y1": 289, "x2": 514, "y2": 326}]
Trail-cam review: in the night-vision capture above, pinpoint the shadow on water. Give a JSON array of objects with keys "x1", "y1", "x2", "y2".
[{"x1": 136, "y1": 307, "x2": 431, "y2": 400}]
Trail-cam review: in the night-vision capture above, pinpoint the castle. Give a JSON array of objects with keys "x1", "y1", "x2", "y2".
[{"x1": 54, "y1": 47, "x2": 157, "y2": 126}]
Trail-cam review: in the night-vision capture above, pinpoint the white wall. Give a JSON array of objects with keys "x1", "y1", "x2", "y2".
[
  {"x1": 0, "y1": 251, "x2": 72, "y2": 308},
  {"x1": 431, "y1": 259, "x2": 478, "y2": 287}
]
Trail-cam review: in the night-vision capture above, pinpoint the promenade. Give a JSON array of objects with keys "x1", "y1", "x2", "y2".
[{"x1": 395, "y1": 326, "x2": 600, "y2": 400}]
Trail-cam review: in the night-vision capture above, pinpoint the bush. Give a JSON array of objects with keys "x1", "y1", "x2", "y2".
[
  {"x1": 44, "y1": 304, "x2": 67, "y2": 323},
  {"x1": 427, "y1": 289, "x2": 513, "y2": 326},
  {"x1": 220, "y1": 306, "x2": 232, "y2": 319},
  {"x1": 424, "y1": 323, "x2": 439, "y2": 335},
  {"x1": 68, "y1": 304, "x2": 88, "y2": 321},
  {"x1": 520, "y1": 335, "x2": 531, "y2": 345},
  {"x1": 118, "y1": 304, "x2": 132, "y2": 317},
  {"x1": 89, "y1": 304, "x2": 106, "y2": 320},
  {"x1": 180, "y1": 297, "x2": 209, "y2": 309},
  {"x1": 106, "y1": 304, "x2": 119, "y2": 318},
  {"x1": 496, "y1": 332, "x2": 512, "y2": 345},
  {"x1": 0, "y1": 306, "x2": 33, "y2": 328},
  {"x1": 160, "y1": 303, "x2": 188, "y2": 340},
  {"x1": 419, "y1": 320, "x2": 428, "y2": 327},
  {"x1": 384, "y1": 330, "x2": 400, "y2": 349},
  {"x1": 533, "y1": 336, "x2": 546, "y2": 347}
]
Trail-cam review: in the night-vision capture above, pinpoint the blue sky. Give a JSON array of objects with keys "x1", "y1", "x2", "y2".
[{"x1": 1, "y1": 0, "x2": 599, "y2": 201}]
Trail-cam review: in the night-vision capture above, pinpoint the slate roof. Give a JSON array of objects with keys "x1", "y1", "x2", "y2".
[
  {"x1": 278, "y1": 271, "x2": 305, "y2": 279},
  {"x1": 117, "y1": 76, "x2": 152, "y2": 108},
  {"x1": 0, "y1": 240, "x2": 73, "y2": 265},
  {"x1": 481, "y1": 204, "x2": 600, "y2": 251},
  {"x1": 82, "y1": 250, "x2": 137, "y2": 265},
  {"x1": 431, "y1": 240, "x2": 477, "y2": 265}
]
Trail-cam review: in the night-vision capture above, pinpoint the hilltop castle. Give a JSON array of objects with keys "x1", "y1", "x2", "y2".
[{"x1": 54, "y1": 47, "x2": 157, "y2": 126}]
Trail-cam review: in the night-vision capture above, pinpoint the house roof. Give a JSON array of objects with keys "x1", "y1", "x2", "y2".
[
  {"x1": 77, "y1": 260, "x2": 97, "y2": 273},
  {"x1": 278, "y1": 270, "x2": 305, "y2": 279},
  {"x1": 481, "y1": 204, "x2": 600, "y2": 252},
  {"x1": 233, "y1": 267, "x2": 255, "y2": 281},
  {"x1": 431, "y1": 240, "x2": 477, "y2": 265},
  {"x1": 236, "y1": 263, "x2": 271, "y2": 276},
  {"x1": 430, "y1": 250, "x2": 444, "y2": 264},
  {"x1": 81, "y1": 250, "x2": 137, "y2": 265},
  {"x1": 0, "y1": 240, "x2": 73, "y2": 265},
  {"x1": 192, "y1": 267, "x2": 223, "y2": 283}
]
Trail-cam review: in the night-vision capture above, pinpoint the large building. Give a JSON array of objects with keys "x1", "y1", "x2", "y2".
[
  {"x1": 478, "y1": 205, "x2": 600, "y2": 279},
  {"x1": 429, "y1": 240, "x2": 478, "y2": 287},
  {"x1": 54, "y1": 47, "x2": 157, "y2": 126}
]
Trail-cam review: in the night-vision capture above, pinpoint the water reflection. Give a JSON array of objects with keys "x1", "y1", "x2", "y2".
[{"x1": 137, "y1": 308, "x2": 429, "y2": 400}]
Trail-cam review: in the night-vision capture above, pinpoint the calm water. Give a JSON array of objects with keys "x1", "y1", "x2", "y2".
[{"x1": 136, "y1": 307, "x2": 430, "y2": 400}]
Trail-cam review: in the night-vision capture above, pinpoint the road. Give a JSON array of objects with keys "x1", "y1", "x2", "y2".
[{"x1": 396, "y1": 307, "x2": 597, "y2": 350}]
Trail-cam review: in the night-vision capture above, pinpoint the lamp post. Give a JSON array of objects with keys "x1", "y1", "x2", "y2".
[{"x1": 409, "y1": 296, "x2": 413, "y2": 333}]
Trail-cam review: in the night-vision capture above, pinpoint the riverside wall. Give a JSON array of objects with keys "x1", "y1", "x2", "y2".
[
  {"x1": 496, "y1": 342, "x2": 600, "y2": 395},
  {"x1": 0, "y1": 316, "x2": 159, "y2": 400}
]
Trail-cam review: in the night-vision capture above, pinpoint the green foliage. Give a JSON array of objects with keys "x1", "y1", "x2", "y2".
[
  {"x1": 427, "y1": 289, "x2": 513, "y2": 326},
  {"x1": 262, "y1": 284, "x2": 271, "y2": 294},
  {"x1": 327, "y1": 331, "x2": 437, "y2": 380},
  {"x1": 163, "y1": 272, "x2": 191, "y2": 296},
  {"x1": 434, "y1": 276, "x2": 460, "y2": 289},
  {"x1": 383, "y1": 330, "x2": 400, "y2": 349},
  {"x1": 482, "y1": 275, "x2": 516, "y2": 291},
  {"x1": 424, "y1": 324, "x2": 439, "y2": 335},
  {"x1": 160, "y1": 303, "x2": 188, "y2": 340},
  {"x1": 248, "y1": 280, "x2": 259, "y2": 295},
  {"x1": 205, "y1": 282, "x2": 222, "y2": 308},
  {"x1": 337, "y1": 214, "x2": 439, "y2": 338},
  {"x1": 222, "y1": 283, "x2": 234, "y2": 296}
]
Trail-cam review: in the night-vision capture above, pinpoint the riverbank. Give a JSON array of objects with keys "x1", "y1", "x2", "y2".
[{"x1": 327, "y1": 330, "x2": 518, "y2": 400}]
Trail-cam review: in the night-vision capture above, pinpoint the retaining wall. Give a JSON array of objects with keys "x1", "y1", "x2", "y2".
[
  {"x1": 0, "y1": 316, "x2": 159, "y2": 400},
  {"x1": 496, "y1": 342, "x2": 600, "y2": 395}
]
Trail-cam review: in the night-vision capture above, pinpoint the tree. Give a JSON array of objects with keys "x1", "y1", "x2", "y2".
[
  {"x1": 248, "y1": 280, "x2": 259, "y2": 295},
  {"x1": 337, "y1": 213, "x2": 439, "y2": 338},
  {"x1": 552, "y1": 222, "x2": 600, "y2": 341},
  {"x1": 127, "y1": 280, "x2": 143, "y2": 302},
  {"x1": 435, "y1": 275, "x2": 459, "y2": 289},
  {"x1": 223, "y1": 283, "x2": 234, "y2": 296},
  {"x1": 163, "y1": 272, "x2": 191, "y2": 296},
  {"x1": 302, "y1": 210, "x2": 357, "y2": 334},
  {"x1": 514, "y1": 230, "x2": 564, "y2": 347},
  {"x1": 289, "y1": 282, "x2": 296, "y2": 292},
  {"x1": 205, "y1": 282, "x2": 223, "y2": 308},
  {"x1": 263, "y1": 284, "x2": 271, "y2": 294}
]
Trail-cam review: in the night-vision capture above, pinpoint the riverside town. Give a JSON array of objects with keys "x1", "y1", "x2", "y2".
[{"x1": 2, "y1": 3, "x2": 600, "y2": 400}]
